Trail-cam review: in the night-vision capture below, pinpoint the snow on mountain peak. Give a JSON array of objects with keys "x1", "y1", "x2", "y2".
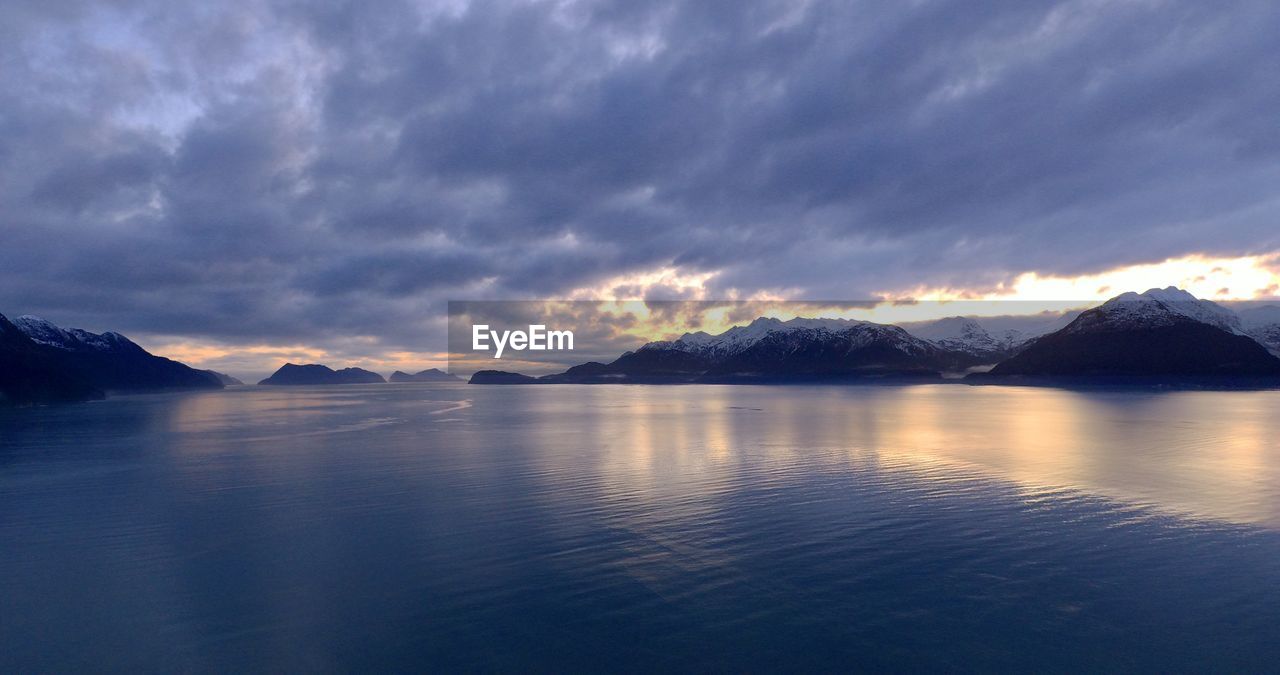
[
  {"x1": 898, "y1": 316, "x2": 1016, "y2": 357},
  {"x1": 13, "y1": 315, "x2": 74, "y2": 348},
  {"x1": 658, "y1": 315, "x2": 880, "y2": 356},
  {"x1": 1098, "y1": 287, "x2": 1243, "y2": 334},
  {"x1": 12, "y1": 315, "x2": 135, "y2": 351},
  {"x1": 642, "y1": 288, "x2": 1276, "y2": 361},
  {"x1": 1144, "y1": 286, "x2": 1199, "y2": 304},
  {"x1": 904, "y1": 316, "x2": 986, "y2": 341},
  {"x1": 14, "y1": 315, "x2": 55, "y2": 329}
]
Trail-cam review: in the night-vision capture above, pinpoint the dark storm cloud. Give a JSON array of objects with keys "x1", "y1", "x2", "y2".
[{"x1": 2, "y1": 0, "x2": 1280, "y2": 357}]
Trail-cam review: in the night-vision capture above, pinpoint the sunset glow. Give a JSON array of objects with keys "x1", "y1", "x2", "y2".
[
  {"x1": 554, "y1": 252, "x2": 1280, "y2": 344},
  {"x1": 899, "y1": 253, "x2": 1280, "y2": 304},
  {"x1": 136, "y1": 337, "x2": 451, "y2": 379},
  {"x1": 151, "y1": 252, "x2": 1280, "y2": 377}
]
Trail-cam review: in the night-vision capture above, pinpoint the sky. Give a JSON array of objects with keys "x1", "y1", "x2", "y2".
[{"x1": 3, "y1": 0, "x2": 1280, "y2": 379}]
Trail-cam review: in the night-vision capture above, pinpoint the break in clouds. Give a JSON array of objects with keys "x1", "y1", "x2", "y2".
[{"x1": 3, "y1": 0, "x2": 1280, "y2": 363}]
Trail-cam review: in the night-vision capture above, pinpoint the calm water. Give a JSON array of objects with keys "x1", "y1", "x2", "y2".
[{"x1": 3, "y1": 384, "x2": 1280, "y2": 671}]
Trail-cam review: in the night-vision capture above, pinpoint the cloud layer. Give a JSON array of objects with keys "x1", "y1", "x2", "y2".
[{"x1": 3, "y1": 0, "x2": 1279, "y2": 368}]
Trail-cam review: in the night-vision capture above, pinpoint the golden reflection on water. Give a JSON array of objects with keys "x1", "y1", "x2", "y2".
[
  {"x1": 879, "y1": 387, "x2": 1279, "y2": 527},
  {"x1": 164, "y1": 384, "x2": 1280, "y2": 528},
  {"x1": 553, "y1": 385, "x2": 1280, "y2": 528}
]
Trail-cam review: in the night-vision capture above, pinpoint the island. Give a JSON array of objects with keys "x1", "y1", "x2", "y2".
[
  {"x1": 389, "y1": 368, "x2": 463, "y2": 383},
  {"x1": 259, "y1": 363, "x2": 386, "y2": 385}
]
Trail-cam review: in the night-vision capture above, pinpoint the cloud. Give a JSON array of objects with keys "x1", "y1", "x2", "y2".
[{"x1": 2, "y1": 0, "x2": 1280, "y2": 374}]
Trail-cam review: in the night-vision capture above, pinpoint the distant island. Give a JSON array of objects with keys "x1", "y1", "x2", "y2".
[
  {"x1": 1, "y1": 313, "x2": 223, "y2": 406},
  {"x1": 389, "y1": 368, "x2": 463, "y2": 383},
  {"x1": 259, "y1": 363, "x2": 386, "y2": 385},
  {"x1": 470, "y1": 288, "x2": 1280, "y2": 388},
  {"x1": 471, "y1": 370, "x2": 541, "y2": 385}
]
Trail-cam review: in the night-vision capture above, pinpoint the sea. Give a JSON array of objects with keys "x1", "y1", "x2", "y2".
[{"x1": 3, "y1": 383, "x2": 1279, "y2": 671}]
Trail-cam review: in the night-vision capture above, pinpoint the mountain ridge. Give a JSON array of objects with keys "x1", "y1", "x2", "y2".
[
  {"x1": 259, "y1": 363, "x2": 386, "y2": 385},
  {"x1": 0, "y1": 313, "x2": 105, "y2": 405},
  {"x1": 2, "y1": 312, "x2": 222, "y2": 405},
  {"x1": 389, "y1": 368, "x2": 462, "y2": 383},
  {"x1": 470, "y1": 287, "x2": 1280, "y2": 386},
  {"x1": 976, "y1": 288, "x2": 1280, "y2": 382}
]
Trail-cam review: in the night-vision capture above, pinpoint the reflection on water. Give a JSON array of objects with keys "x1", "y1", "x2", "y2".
[
  {"x1": 846, "y1": 386, "x2": 1280, "y2": 527},
  {"x1": 2, "y1": 383, "x2": 1280, "y2": 671},
  {"x1": 524, "y1": 384, "x2": 1280, "y2": 528}
]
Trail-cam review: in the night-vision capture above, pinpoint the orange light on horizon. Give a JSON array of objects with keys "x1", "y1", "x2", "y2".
[
  {"x1": 896, "y1": 253, "x2": 1280, "y2": 304},
  {"x1": 135, "y1": 251, "x2": 1280, "y2": 376},
  {"x1": 135, "y1": 337, "x2": 452, "y2": 376}
]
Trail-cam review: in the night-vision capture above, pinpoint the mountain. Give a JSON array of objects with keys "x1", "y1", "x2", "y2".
[
  {"x1": 13, "y1": 315, "x2": 145, "y2": 352},
  {"x1": 537, "y1": 346, "x2": 717, "y2": 383},
  {"x1": 469, "y1": 370, "x2": 540, "y2": 384},
  {"x1": 978, "y1": 287, "x2": 1280, "y2": 381},
  {"x1": 389, "y1": 368, "x2": 463, "y2": 383},
  {"x1": 1238, "y1": 305, "x2": 1280, "y2": 356},
  {"x1": 0, "y1": 313, "x2": 104, "y2": 405},
  {"x1": 900, "y1": 312, "x2": 1083, "y2": 365},
  {"x1": 1086, "y1": 287, "x2": 1246, "y2": 334},
  {"x1": 486, "y1": 317, "x2": 971, "y2": 384},
  {"x1": 470, "y1": 289, "x2": 1280, "y2": 387},
  {"x1": 902, "y1": 316, "x2": 1023, "y2": 364},
  {"x1": 202, "y1": 370, "x2": 244, "y2": 386},
  {"x1": 259, "y1": 363, "x2": 386, "y2": 385},
  {"x1": 650, "y1": 317, "x2": 897, "y2": 362},
  {"x1": 695, "y1": 321, "x2": 951, "y2": 382},
  {"x1": 11, "y1": 315, "x2": 222, "y2": 391},
  {"x1": 968, "y1": 311, "x2": 1082, "y2": 343}
]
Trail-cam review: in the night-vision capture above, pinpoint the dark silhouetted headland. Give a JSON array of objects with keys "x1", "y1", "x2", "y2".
[
  {"x1": 389, "y1": 368, "x2": 462, "y2": 383},
  {"x1": 469, "y1": 370, "x2": 540, "y2": 384},
  {"x1": 1, "y1": 312, "x2": 221, "y2": 405},
  {"x1": 259, "y1": 363, "x2": 386, "y2": 385}
]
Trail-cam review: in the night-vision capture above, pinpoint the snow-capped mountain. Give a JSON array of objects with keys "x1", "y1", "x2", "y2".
[
  {"x1": 899, "y1": 312, "x2": 1083, "y2": 363},
  {"x1": 14, "y1": 315, "x2": 143, "y2": 353},
  {"x1": 982, "y1": 288, "x2": 1280, "y2": 379},
  {"x1": 532, "y1": 316, "x2": 974, "y2": 384},
  {"x1": 1064, "y1": 288, "x2": 1280, "y2": 357},
  {"x1": 0, "y1": 312, "x2": 105, "y2": 404},
  {"x1": 904, "y1": 316, "x2": 998, "y2": 349},
  {"x1": 1077, "y1": 287, "x2": 1245, "y2": 335},
  {"x1": 900, "y1": 316, "x2": 1028, "y2": 362},
  {"x1": 641, "y1": 316, "x2": 943, "y2": 366},
  {"x1": 696, "y1": 321, "x2": 948, "y2": 382},
  {"x1": 4, "y1": 313, "x2": 222, "y2": 394},
  {"x1": 474, "y1": 287, "x2": 1280, "y2": 386},
  {"x1": 656, "y1": 317, "x2": 874, "y2": 358}
]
